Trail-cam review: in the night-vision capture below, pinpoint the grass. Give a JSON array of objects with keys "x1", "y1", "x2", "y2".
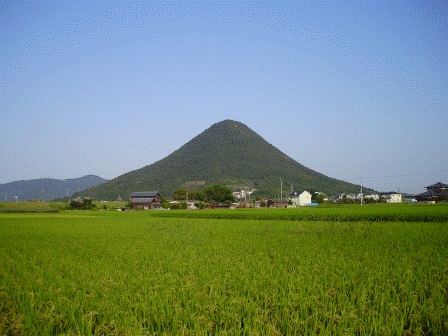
[{"x1": 0, "y1": 208, "x2": 447, "y2": 335}]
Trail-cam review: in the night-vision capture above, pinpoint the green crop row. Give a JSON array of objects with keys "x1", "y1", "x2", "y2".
[
  {"x1": 0, "y1": 202, "x2": 65, "y2": 213},
  {"x1": 147, "y1": 203, "x2": 448, "y2": 222},
  {"x1": 1, "y1": 211, "x2": 447, "y2": 335}
]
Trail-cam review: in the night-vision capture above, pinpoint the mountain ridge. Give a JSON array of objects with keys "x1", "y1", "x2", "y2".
[
  {"x1": 0, "y1": 175, "x2": 107, "y2": 201},
  {"x1": 73, "y1": 120, "x2": 368, "y2": 200}
]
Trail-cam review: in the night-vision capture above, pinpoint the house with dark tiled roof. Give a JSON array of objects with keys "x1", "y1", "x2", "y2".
[
  {"x1": 130, "y1": 192, "x2": 162, "y2": 209},
  {"x1": 415, "y1": 182, "x2": 448, "y2": 202}
]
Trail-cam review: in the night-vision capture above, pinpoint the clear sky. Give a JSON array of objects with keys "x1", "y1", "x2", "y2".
[{"x1": 1, "y1": 1, "x2": 447, "y2": 194}]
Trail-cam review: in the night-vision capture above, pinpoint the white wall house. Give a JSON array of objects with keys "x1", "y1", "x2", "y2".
[
  {"x1": 379, "y1": 192, "x2": 402, "y2": 203},
  {"x1": 363, "y1": 194, "x2": 380, "y2": 201},
  {"x1": 289, "y1": 190, "x2": 312, "y2": 206}
]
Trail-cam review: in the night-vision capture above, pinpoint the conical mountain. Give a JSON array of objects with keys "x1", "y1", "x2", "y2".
[{"x1": 77, "y1": 120, "x2": 365, "y2": 200}]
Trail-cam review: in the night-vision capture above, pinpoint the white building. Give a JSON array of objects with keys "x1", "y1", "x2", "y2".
[
  {"x1": 289, "y1": 190, "x2": 312, "y2": 206},
  {"x1": 232, "y1": 189, "x2": 255, "y2": 200},
  {"x1": 363, "y1": 194, "x2": 380, "y2": 201},
  {"x1": 379, "y1": 192, "x2": 402, "y2": 203}
]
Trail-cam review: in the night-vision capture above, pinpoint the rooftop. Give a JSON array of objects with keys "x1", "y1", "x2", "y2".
[
  {"x1": 130, "y1": 192, "x2": 159, "y2": 198},
  {"x1": 425, "y1": 182, "x2": 448, "y2": 189}
]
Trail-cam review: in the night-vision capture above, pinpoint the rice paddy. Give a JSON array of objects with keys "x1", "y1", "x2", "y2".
[{"x1": 1, "y1": 205, "x2": 447, "y2": 335}]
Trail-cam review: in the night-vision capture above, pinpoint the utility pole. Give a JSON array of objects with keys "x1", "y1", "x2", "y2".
[
  {"x1": 280, "y1": 179, "x2": 283, "y2": 201},
  {"x1": 360, "y1": 178, "x2": 363, "y2": 206}
]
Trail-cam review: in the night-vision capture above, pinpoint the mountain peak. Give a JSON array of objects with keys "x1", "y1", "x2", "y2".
[
  {"x1": 74, "y1": 120, "x2": 366, "y2": 200},
  {"x1": 207, "y1": 119, "x2": 250, "y2": 133}
]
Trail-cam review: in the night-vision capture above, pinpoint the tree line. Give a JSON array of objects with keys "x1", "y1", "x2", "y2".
[{"x1": 172, "y1": 184, "x2": 235, "y2": 204}]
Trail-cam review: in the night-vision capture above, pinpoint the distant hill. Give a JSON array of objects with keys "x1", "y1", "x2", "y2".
[
  {"x1": 74, "y1": 120, "x2": 370, "y2": 201},
  {"x1": 0, "y1": 175, "x2": 107, "y2": 201}
]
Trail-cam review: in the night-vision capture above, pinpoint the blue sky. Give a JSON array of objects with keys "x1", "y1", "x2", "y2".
[{"x1": 1, "y1": 1, "x2": 447, "y2": 194}]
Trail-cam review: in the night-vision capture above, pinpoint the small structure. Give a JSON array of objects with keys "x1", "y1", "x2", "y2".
[
  {"x1": 289, "y1": 190, "x2": 312, "y2": 207},
  {"x1": 378, "y1": 192, "x2": 402, "y2": 203},
  {"x1": 130, "y1": 192, "x2": 162, "y2": 210},
  {"x1": 210, "y1": 203, "x2": 232, "y2": 209},
  {"x1": 266, "y1": 199, "x2": 289, "y2": 208},
  {"x1": 415, "y1": 182, "x2": 448, "y2": 202}
]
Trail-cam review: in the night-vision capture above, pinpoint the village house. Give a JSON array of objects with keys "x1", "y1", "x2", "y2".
[
  {"x1": 332, "y1": 193, "x2": 358, "y2": 202},
  {"x1": 415, "y1": 182, "x2": 448, "y2": 202},
  {"x1": 378, "y1": 191, "x2": 402, "y2": 203},
  {"x1": 363, "y1": 194, "x2": 380, "y2": 201},
  {"x1": 289, "y1": 190, "x2": 312, "y2": 206},
  {"x1": 130, "y1": 192, "x2": 162, "y2": 210}
]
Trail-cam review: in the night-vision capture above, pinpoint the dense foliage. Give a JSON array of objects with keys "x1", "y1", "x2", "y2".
[
  {"x1": 1, "y1": 209, "x2": 447, "y2": 334},
  {"x1": 203, "y1": 184, "x2": 235, "y2": 204},
  {"x1": 173, "y1": 185, "x2": 235, "y2": 204},
  {"x1": 69, "y1": 198, "x2": 95, "y2": 210},
  {"x1": 172, "y1": 188, "x2": 205, "y2": 201}
]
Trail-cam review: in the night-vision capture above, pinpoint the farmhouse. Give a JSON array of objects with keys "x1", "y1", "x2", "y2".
[
  {"x1": 289, "y1": 190, "x2": 312, "y2": 206},
  {"x1": 415, "y1": 182, "x2": 448, "y2": 202},
  {"x1": 130, "y1": 191, "x2": 162, "y2": 210}
]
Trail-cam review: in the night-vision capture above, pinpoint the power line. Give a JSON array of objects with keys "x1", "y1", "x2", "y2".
[{"x1": 360, "y1": 170, "x2": 448, "y2": 180}]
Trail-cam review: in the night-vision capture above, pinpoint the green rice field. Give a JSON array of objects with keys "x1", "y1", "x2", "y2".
[{"x1": 1, "y1": 205, "x2": 447, "y2": 335}]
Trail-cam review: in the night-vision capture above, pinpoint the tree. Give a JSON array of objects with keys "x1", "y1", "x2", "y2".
[
  {"x1": 194, "y1": 201, "x2": 205, "y2": 209},
  {"x1": 189, "y1": 191, "x2": 206, "y2": 201},
  {"x1": 172, "y1": 188, "x2": 187, "y2": 200},
  {"x1": 312, "y1": 193, "x2": 326, "y2": 204},
  {"x1": 171, "y1": 202, "x2": 187, "y2": 210},
  {"x1": 69, "y1": 197, "x2": 95, "y2": 210},
  {"x1": 173, "y1": 189, "x2": 206, "y2": 201},
  {"x1": 203, "y1": 184, "x2": 235, "y2": 203}
]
